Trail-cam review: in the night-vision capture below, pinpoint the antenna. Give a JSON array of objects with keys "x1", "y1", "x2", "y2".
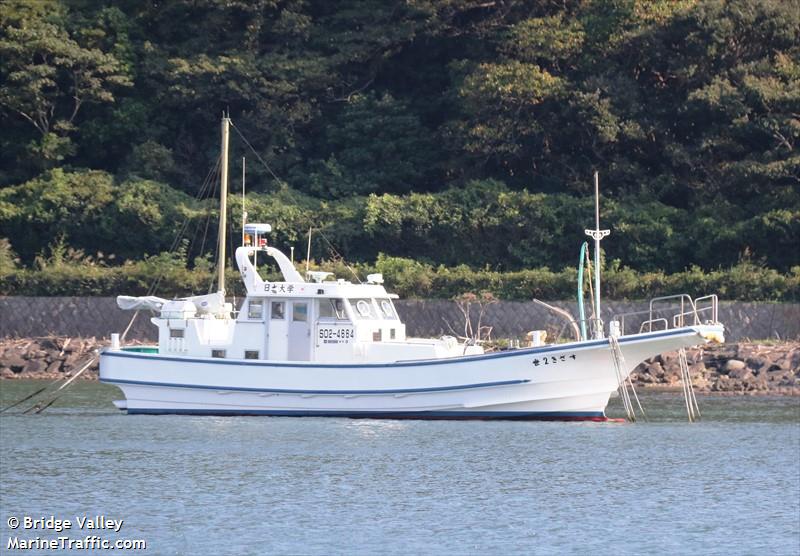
[
  {"x1": 241, "y1": 156, "x2": 247, "y2": 246},
  {"x1": 305, "y1": 226, "x2": 312, "y2": 275},
  {"x1": 584, "y1": 171, "x2": 610, "y2": 339}
]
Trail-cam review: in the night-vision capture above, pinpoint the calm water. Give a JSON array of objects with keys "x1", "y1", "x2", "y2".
[{"x1": 0, "y1": 381, "x2": 798, "y2": 556}]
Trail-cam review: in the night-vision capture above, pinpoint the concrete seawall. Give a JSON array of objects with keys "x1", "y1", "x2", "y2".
[{"x1": 1, "y1": 297, "x2": 798, "y2": 342}]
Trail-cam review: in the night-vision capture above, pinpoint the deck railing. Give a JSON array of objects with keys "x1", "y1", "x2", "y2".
[{"x1": 613, "y1": 294, "x2": 719, "y2": 337}]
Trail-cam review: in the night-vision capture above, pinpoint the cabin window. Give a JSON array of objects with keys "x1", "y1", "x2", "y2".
[
  {"x1": 271, "y1": 301, "x2": 285, "y2": 320},
  {"x1": 350, "y1": 298, "x2": 377, "y2": 320},
  {"x1": 390, "y1": 328, "x2": 396, "y2": 340},
  {"x1": 248, "y1": 299, "x2": 264, "y2": 319},
  {"x1": 244, "y1": 350, "x2": 259, "y2": 360},
  {"x1": 378, "y1": 299, "x2": 398, "y2": 320},
  {"x1": 318, "y1": 299, "x2": 347, "y2": 320},
  {"x1": 293, "y1": 302, "x2": 308, "y2": 322},
  {"x1": 169, "y1": 328, "x2": 184, "y2": 338},
  {"x1": 318, "y1": 299, "x2": 334, "y2": 319},
  {"x1": 372, "y1": 330, "x2": 382, "y2": 342},
  {"x1": 211, "y1": 349, "x2": 226, "y2": 358}
]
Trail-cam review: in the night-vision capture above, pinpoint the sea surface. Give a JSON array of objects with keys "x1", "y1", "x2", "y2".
[{"x1": 0, "y1": 380, "x2": 798, "y2": 556}]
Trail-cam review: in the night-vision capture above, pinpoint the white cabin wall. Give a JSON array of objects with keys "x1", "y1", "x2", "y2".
[
  {"x1": 192, "y1": 319, "x2": 235, "y2": 345},
  {"x1": 226, "y1": 322, "x2": 266, "y2": 359}
]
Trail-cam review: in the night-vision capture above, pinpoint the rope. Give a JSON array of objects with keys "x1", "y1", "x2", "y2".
[
  {"x1": 120, "y1": 311, "x2": 139, "y2": 342},
  {"x1": 230, "y1": 121, "x2": 285, "y2": 188},
  {"x1": 113, "y1": 155, "x2": 222, "y2": 343},
  {"x1": 229, "y1": 119, "x2": 361, "y2": 282},
  {"x1": 609, "y1": 335, "x2": 646, "y2": 422},
  {"x1": 20, "y1": 354, "x2": 99, "y2": 414},
  {"x1": 187, "y1": 156, "x2": 221, "y2": 279},
  {"x1": 315, "y1": 229, "x2": 362, "y2": 283},
  {"x1": 678, "y1": 347, "x2": 701, "y2": 422},
  {"x1": 149, "y1": 156, "x2": 220, "y2": 297}
]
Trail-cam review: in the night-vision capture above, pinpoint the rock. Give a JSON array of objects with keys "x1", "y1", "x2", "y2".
[
  {"x1": 45, "y1": 360, "x2": 62, "y2": 374},
  {"x1": 38, "y1": 338, "x2": 59, "y2": 351},
  {"x1": 768, "y1": 369, "x2": 792, "y2": 382},
  {"x1": 688, "y1": 350, "x2": 704, "y2": 364},
  {"x1": 723, "y1": 359, "x2": 746, "y2": 373},
  {"x1": 23, "y1": 359, "x2": 45, "y2": 374},
  {"x1": 771, "y1": 357, "x2": 791, "y2": 371},
  {"x1": 746, "y1": 356, "x2": 767, "y2": 371},
  {"x1": 711, "y1": 378, "x2": 727, "y2": 391},
  {"x1": 692, "y1": 375, "x2": 710, "y2": 390},
  {"x1": 647, "y1": 361, "x2": 665, "y2": 378},
  {"x1": 752, "y1": 373, "x2": 769, "y2": 389},
  {"x1": 63, "y1": 352, "x2": 82, "y2": 371},
  {"x1": 729, "y1": 367, "x2": 754, "y2": 381},
  {"x1": 689, "y1": 362, "x2": 706, "y2": 374},
  {"x1": 44, "y1": 348, "x2": 61, "y2": 363},
  {"x1": 6, "y1": 354, "x2": 26, "y2": 373}
]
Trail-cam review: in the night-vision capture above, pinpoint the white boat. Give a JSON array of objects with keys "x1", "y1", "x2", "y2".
[{"x1": 99, "y1": 117, "x2": 724, "y2": 420}]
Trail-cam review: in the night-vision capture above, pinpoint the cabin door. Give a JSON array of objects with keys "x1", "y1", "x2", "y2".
[
  {"x1": 267, "y1": 300, "x2": 288, "y2": 360},
  {"x1": 288, "y1": 301, "x2": 311, "y2": 361}
]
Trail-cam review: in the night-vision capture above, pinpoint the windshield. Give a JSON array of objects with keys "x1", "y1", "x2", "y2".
[
  {"x1": 377, "y1": 299, "x2": 398, "y2": 320},
  {"x1": 347, "y1": 298, "x2": 397, "y2": 320},
  {"x1": 319, "y1": 298, "x2": 348, "y2": 320},
  {"x1": 349, "y1": 298, "x2": 377, "y2": 320}
]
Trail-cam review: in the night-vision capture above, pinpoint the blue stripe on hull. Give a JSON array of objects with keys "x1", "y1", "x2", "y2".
[
  {"x1": 101, "y1": 377, "x2": 529, "y2": 395},
  {"x1": 124, "y1": 408, "x2": 608, "y2": 421}
]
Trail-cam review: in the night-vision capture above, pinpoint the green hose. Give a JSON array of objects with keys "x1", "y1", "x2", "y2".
[{"x1": 577, "y1": 242, "x2": 588, "y2": 341}]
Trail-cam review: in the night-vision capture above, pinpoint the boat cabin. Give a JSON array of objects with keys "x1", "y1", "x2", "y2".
[{"x1": 148, "y1": 224, "x2": 481, "y2": 363}]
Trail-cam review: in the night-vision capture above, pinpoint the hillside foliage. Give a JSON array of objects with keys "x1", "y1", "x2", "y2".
[{"x1": 1, "y1": 0, "x2": 798, "y2": 299}]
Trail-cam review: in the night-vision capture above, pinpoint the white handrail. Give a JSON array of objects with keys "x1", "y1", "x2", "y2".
[{"x1": 613, "y1": 294, "x2": 719, "y2": 336}]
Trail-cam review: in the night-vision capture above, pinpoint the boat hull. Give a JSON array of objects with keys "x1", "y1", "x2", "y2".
[{"x1": 100, "y1": 326, "x2": 720, "y2": 420}]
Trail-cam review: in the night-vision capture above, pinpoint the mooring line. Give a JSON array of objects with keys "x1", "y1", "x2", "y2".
[
  {"x1": 0, "y1": 385, "x2": 50, "y2": 413},
  {"x1": 19, "y1": 354, "x2": 98, "y2": 414}
]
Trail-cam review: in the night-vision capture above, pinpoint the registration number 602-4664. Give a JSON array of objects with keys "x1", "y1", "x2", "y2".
[{"x1": 318, "y1": 328, "x2": 355, "y2": 342}]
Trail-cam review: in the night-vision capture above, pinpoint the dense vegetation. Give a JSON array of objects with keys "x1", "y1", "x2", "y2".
[{"x1": 1, "y1": 0, "x2": 798, "y2": 299}]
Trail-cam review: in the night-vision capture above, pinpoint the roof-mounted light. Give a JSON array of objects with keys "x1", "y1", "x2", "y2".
[
  {"x1": 244, "y1": 223, "x2": 272, "y2": 235},
  {"x1": 243, "y1": 223, "x2": 272, "y2": 248}
]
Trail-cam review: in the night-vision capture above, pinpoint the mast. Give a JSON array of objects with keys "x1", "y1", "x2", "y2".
[
  {"x1": 217, "y1": 114, "x2": 230, "y2": 294},
  {"x1": 584, "y1": 171, "x2": 609, "y2": 339}
]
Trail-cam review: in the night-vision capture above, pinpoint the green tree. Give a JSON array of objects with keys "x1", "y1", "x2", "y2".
[
  {"x1": 301, "y1": 93, "x2": 440, "y2": 197},
  {"x1": 0, "y1": 7, "x2": 131, "y2": 168}
]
